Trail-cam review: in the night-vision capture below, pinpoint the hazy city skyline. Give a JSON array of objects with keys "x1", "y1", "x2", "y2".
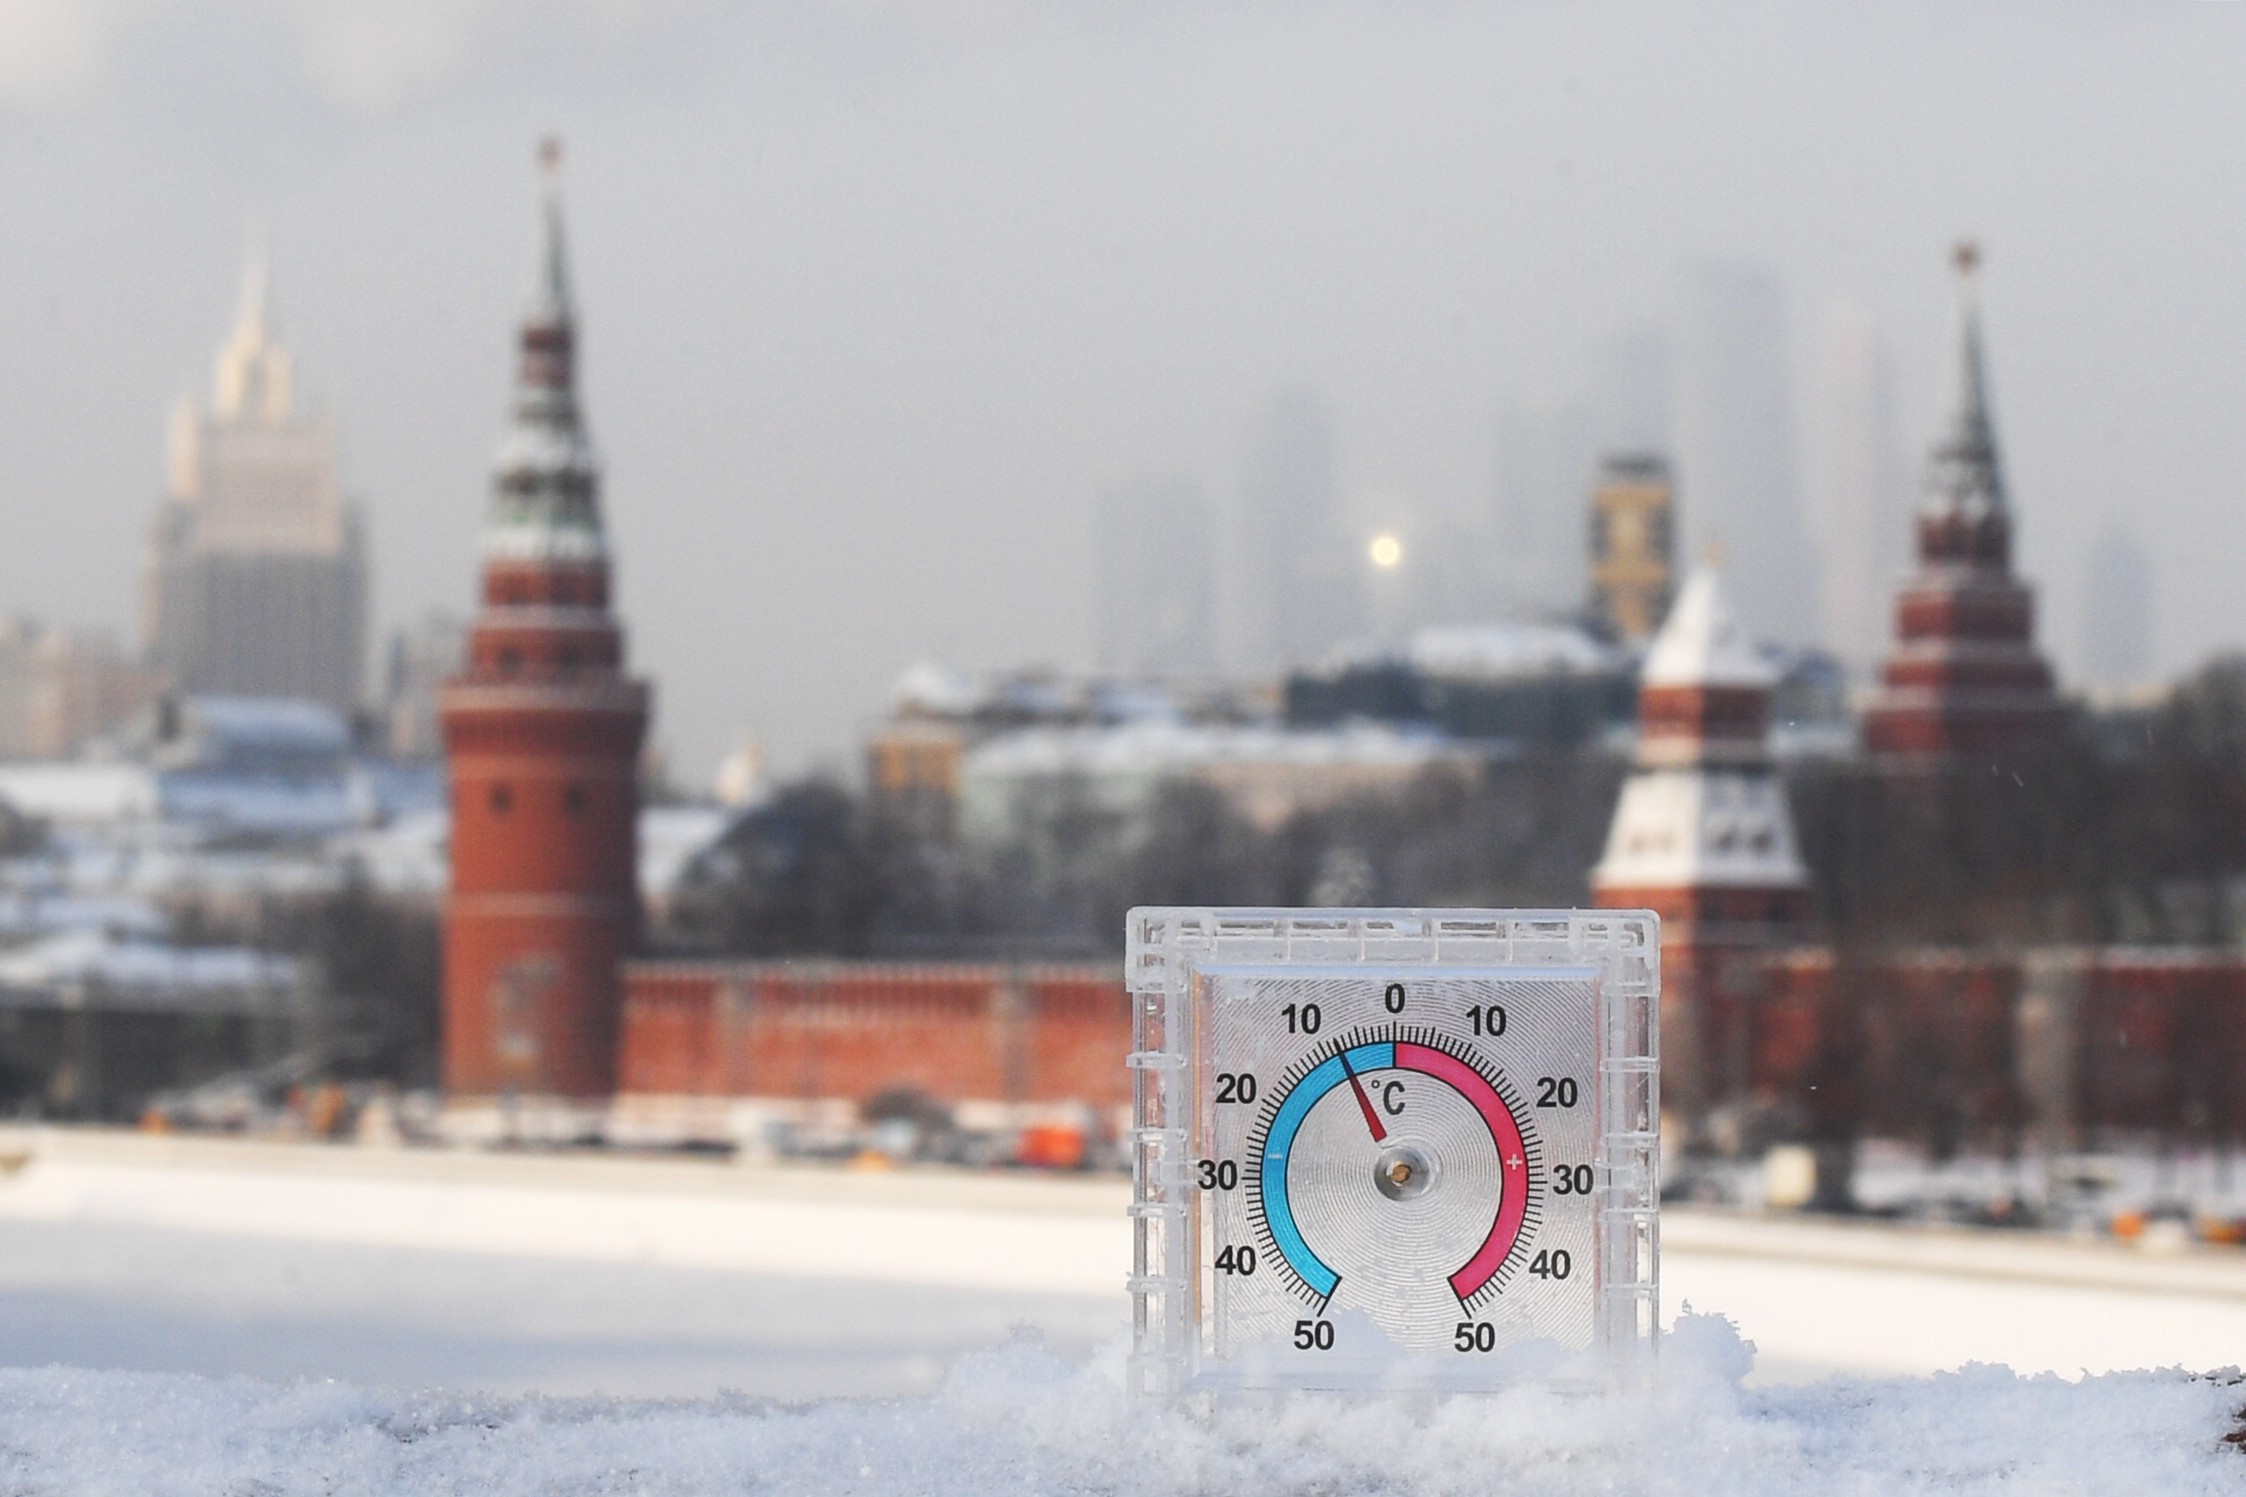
[{"x1": 0, "y1": 1, "x2": 2222, "y2": 777}]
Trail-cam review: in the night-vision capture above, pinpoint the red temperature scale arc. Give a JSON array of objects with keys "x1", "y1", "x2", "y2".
[{"x1": 1251, "y1": 1033, "x2": 1536, "y2": 1312}]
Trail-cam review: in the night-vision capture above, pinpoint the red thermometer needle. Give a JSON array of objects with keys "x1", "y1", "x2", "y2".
[{"x1": 1338, "y1": 1047, "x2": 1387, "y2": 1143}]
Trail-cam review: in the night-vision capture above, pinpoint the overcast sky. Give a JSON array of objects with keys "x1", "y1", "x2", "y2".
[{"x1": 0, "y1": 1, "x2": 2241, "y2": 780}]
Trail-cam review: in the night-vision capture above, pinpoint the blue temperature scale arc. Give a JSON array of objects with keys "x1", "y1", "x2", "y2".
[{"x1": 1259, "y1": 1039, "x2": 1533, "y2": 1306}]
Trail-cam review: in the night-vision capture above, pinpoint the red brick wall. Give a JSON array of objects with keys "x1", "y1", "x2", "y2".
[
  {"x1": 618, "y1": 962, "x2": 1131, "y2": 1108},
  {"x1": 1750, "y1": 949, "x2": 2246, "y2": 1144},
  {"x1": 2079, "y1": 957, "x2": 2246, "y2": 1136}
]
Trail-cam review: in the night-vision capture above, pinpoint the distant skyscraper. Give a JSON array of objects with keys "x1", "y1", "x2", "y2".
[
  {"x1": 2080, "y1": 526, "x2": 2155, "y2": 689},
  {"x1": 1672, "y1": 261, "x2": 1820, "y2": 646},
  {"x1": 0, "y1": 619, "x2": 163, "y2": 760},
  {"x1": 1239, "y1": 388, "x2": 1361, "y2": 670},
  {"x1": 1587, "y1": 454, "x2": 1677, "y2": 645},
  {"x1": 1094, "y1": 475, "x2": 1215, "y2": 677},
  {"x1": 384, "y1": 611, "x2": 467, "y2": 760},
  {"x1": 1491, "y1": 399, "x2": 1593, "y2": 616},
  {"x1": 1807, "y1": 303, "x2": 1910, "y2": 675},
  {"x1": 142, "y1": 252, "x2": 367, "y2": 713},
  {"x1": 1863, "y1": 245, "x2": 2060, "y2": 761},
  {"x1": 1586, "y1": 324, "x2": 1671, "y2": 456}
]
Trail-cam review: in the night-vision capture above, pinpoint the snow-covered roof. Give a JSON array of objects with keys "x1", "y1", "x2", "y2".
[
  {"x1": 1313, "y1": 621, "x2": 1625, "y2": 683},
  {"x1": 331, "y1": 808, "x2": 450, "y2": 897},
  {"x1": 640, "y1": 804, "x2": 750, "y2": 905},
  {"x1": 1405, "y1": 622, "x2": 1625, "y2": 680},
  {"x1": 159, "y1": 774, "x2": 360, "y2": 837},
  {"x1": 331, "y1": 804, "x2": 759, "y2": 904},
  {"x1": 1642, "y1": 568, "x2": 1776, "y2": 690},
  {"x1": 0, "y1": 892, "x2": 165, "y2": 941},
  {"x1": 181, "y1": 696, "x2": 352, "y2": 756},
  {"x1": 892, "y1": 662, "x2": 988, "y2": 717},
  {"x1": 0, "y1": 928, "x2": 299, "y2": 1010},
  {"x1": 890, "y1": 664, "x2": 1191, "y2": 727},
  {"x1": 962, "y1": 720, "x2": 1462, "y2": 778},
  {"x1": 0, "y1": 763, "x2": 161, "y2": 824}
]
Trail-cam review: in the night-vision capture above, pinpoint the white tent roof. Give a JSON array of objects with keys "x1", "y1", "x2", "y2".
[{"x1": 1642, "y1": 567, "x2": 1776, "y2": 690}]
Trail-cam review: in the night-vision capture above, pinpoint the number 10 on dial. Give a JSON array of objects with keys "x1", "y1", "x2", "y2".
[{"x1": 1126, "y1": 909, "x2": 1660, "y2": 1395}]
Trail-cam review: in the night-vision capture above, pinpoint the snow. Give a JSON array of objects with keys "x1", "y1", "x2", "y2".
[
  {"x1": 891, "y1": 661, "x2": 988, "y2": 717},
  {"x1": 166, "y1": 696, "x2": 353, "y2": 760},
  {"x1": 1406, "y1": 622, "x2": 1624, "y2": 681},
  {"x1": 1592, "y1": 766, "x2": 1808, "y2": 890},
  {"x1": 0, "y1": 1319, "x2": 2237, "y2": 1495},
  {"x1": 0, "y1": 1148, "x2": 1120, "y2": 1296},
  {"x1": 963, "y1": 720, "x2": 1461, "y2": 779},
  {"x1": 2, "y1": 1137, "x2": 2245, "y2": 1490},
  {"x1": 0, "y1": 930, "x2": 297, "y2": 1007},
  {"x1": 638, "y1": 804, "x2": 747, "y2": 907},
  {"x1": 1642, "y1": 567, "x2": 1776, "y2": 689},
  {"x1": 0, "y1": 763, "x2": 160, "y2": 825}
]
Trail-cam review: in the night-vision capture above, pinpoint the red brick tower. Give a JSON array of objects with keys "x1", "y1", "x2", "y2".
[
  {"x1": 1592, "y1": 565, "x2": 1809, "y2": 1134},
  {"x1": 1862, "y1": 244, "x2": 2060, "y2": 760},
  {"x1": 441, "y1": 141, "x2": 650, "y2": 1101}
]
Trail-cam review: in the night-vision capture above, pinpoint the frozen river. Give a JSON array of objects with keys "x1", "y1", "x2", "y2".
[{"x1": 0, "y1": 1129, "x2": 2241, "y2": 1398}]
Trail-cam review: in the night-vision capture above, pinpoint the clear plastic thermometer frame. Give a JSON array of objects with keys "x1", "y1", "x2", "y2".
[{"x1": 1126, "y1": 908, "x2": 1659, "y2": 1396}]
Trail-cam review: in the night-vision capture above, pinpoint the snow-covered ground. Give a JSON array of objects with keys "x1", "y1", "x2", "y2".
[
  {"x1": 0, "y1": 1131, "x2": 2242, "y2": 1491},
  {"x1": 3, "y1": 1130, "x2": 2244, "y2": 1391},
  {"x1": 2, "y1": 1321, "x2": 2240, "y2": 1495}
]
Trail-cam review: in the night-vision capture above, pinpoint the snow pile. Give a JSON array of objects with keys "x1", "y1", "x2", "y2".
[{"x1": 0, "y1": 1316, "x2": 2238, "y2": 1495}]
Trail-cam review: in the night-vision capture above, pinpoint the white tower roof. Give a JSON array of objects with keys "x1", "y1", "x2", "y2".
[{"x1": 1642, "y1": 565, "x2": 1775, "y2": 690}]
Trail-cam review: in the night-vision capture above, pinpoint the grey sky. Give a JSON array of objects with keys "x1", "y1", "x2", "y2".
[{"x1": 0, "y1": 1, "x2": 2239, "y2": 778}]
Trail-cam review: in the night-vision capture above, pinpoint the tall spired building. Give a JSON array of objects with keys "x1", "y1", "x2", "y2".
[
  {"x1": 143, "y1": 253, "x2": 367, "y2": 712},
  {"x1": 1863, "y1": 246, "x2": 2060, "y2": 760},
  {"x1": 441, "y1": 143, "x2": 650, "y2": 1101}
]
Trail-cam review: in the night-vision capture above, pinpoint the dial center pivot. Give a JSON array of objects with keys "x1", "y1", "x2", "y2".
[{"x1": 1374, "y1": 1141, "x2": 1437, "y2": 1201}]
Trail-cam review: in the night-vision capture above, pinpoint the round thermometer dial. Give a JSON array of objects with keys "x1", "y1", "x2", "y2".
[{"x1": 1198, "y1": 970, "x2": 1600, "y2": 1371}]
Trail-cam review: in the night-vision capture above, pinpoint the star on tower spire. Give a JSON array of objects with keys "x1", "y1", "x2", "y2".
[
  {"x1": 487, "y1": 136, "x2": 601, "y2": 561},
  {"x1": 529, "y1": 135, "x2": 572, "y2": 325},
  {"x1": 1925, "y1": 238, "x2": 2005, "y2": 520}
]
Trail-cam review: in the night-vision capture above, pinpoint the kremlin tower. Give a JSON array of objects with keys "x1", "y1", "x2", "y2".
[
  {"x1": 1862, "y1": 245, "x2": 2061, "y2": 760},
  {"x1": 1592, "y1": 566, "x2": 1808, "y2": 1130},
  {"x1": 441, "y1": 141, "x2": 650, "y2": 1102}
]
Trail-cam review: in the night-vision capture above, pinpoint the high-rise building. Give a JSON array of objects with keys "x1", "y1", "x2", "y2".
[
  {"x1": 1585, "y1": 324, "x2": 1671, "y2": 459},
  {"x1": 1491, "y1": 399, "x2": 1594, "y2": 617},
  {"x1": 1094, "y1": 474, "x2": 1215, "y2": 677},
  {"x1": 1807, "y1": 302, "x2": 1911, "y2": 674},
  {"x1": 384, "y1": 612, "x2": 467, "y2": 760},
  {"x1": 1592, "y1": 565, "x2": 1807, "y2": 1131},
  {"x1": 142, "y1": 253, "x2": 367, "y2": 714},
  {"x1": 1672, "y1": 261, "x2": 1821, "y2": 646},
  {"x1": 441, "y1": 143, "x2": 650, "y2": 1101},
  {"x1": 1863, "y1": 246, "x2": 2061, "y2": 761},
  {"x1": 2079, "y1": 526, "x2": 2155, "y2": 690},
  {"x1": 0, "y1": 619, "x2": 164, "y2": 760},
  {"x1": 1586, "y1": 454, "x2": 1677, "y2": 645},
  {"x1": 1239, "y1": 388, "x2": 1361, "y2": 670}
]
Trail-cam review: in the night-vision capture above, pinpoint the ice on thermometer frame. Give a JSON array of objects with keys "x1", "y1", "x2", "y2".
[{"x1": 1125, "y1": 907, "x2": 1660, "y2": 1397}]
